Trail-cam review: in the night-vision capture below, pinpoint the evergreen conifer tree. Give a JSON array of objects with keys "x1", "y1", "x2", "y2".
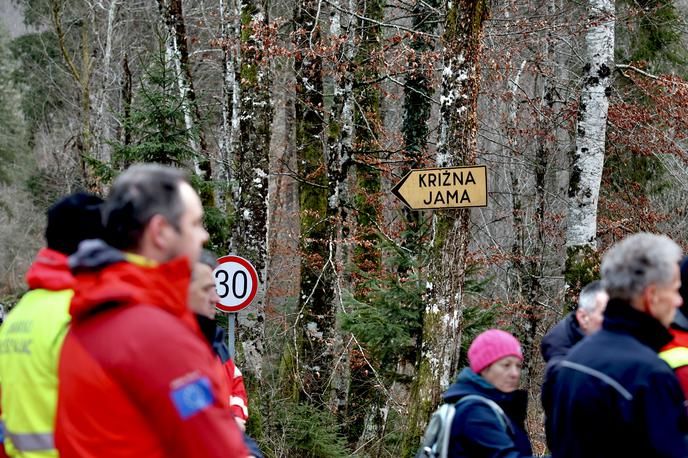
[{"x1": 113, "y1": 37, "x2": 198, "y2": 169}]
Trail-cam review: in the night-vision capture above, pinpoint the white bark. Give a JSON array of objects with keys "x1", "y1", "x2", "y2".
[
  {"x1": 326, "y1": 0, "x2": 355, "y2": 212},
  {"x1": 229, "y1": 0, "x2": 242, "y2": 242},
  {"x1": 158, "y1": 0, "x2": 200, "y2": 171},
  {"x1": 219, "y1": 0, "x2": 230, "y2": 177},
  {"x1": 436, "y1": 52, "x2": 469, "y2": 168},
  {"x1": 219, "y1": 0, "x2": 241, "y2": 187},
  {"x1": 94, "y1": 0, "x2": 119, "y2": 163},
  {"x1": 167, "y1": 42, "x2": 200, "y2": 162},
  {"x1": 326, "y1": 0, "x2": 355, "y2": 415},
  {"x1": 566, "y1": 0, "x2": 615, "y2": 249}
]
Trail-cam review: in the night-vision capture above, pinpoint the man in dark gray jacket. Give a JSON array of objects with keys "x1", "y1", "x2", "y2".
[{"x1": 540, "y1": 280, "x2": 608, "y2": 367}]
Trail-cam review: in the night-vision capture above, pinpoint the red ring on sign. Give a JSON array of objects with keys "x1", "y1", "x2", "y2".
[{"x1": 215, "y1": 255, "x2": 259, "y2": 313}]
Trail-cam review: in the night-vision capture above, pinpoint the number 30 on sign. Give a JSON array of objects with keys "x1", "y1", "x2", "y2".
[{"x1": 213, "y1": 255, "x2": 259, "y2": 313}]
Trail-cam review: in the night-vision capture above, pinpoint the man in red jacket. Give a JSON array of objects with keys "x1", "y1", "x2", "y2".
[{"x1": 55, "y1": 164, "x2": 248, "y2": 458}]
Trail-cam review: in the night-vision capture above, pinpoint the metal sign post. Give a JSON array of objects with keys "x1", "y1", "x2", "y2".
[{"x1": 228, "y1": 312, "x2": 236, "y2": 359}]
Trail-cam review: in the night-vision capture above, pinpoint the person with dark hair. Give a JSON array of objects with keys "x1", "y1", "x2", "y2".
[
  {"x1": 0, "y1": 192, "x2": 104, "y2": 458},
  {"x1": 442, "y1": 329, "x2": 538, "y2": 458},
  {"x1": 188, "y1": 251, "x2": 262, "y2": 458},
  {"x1": 659, "y1": 256, "x2": 688, "y2": 398},
  {"x1": 55, "y1": 164, "x2": 249, "y2": 457},
  {"x1": 100, "y1": 164, "x2": 200, "y2": 263},
  {"x1": 188, "y1": 250, "x2": 250, "y2": 429},
  {"x1": 546, "y1": 233, "x2": 688, "y2": 458}
]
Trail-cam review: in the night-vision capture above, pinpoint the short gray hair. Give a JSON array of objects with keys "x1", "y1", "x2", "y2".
[
  {"x1": 601, "y1": 233, "x2": 682, "y2": 302},
  {"x1": 578, "y1": 280, "x2": 605, "y2": 313}
]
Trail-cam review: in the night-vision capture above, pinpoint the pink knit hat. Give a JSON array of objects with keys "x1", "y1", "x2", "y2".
[{"x1": 468, "y1": 329, "x2": 523, "y2": 374}]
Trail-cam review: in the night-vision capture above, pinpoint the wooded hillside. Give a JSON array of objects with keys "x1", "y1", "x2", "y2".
[{"x1": 2, "y1": 0, "x2": 688, "y2": 455}]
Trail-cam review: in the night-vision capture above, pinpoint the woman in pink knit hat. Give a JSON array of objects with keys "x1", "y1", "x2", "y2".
[{"x1": 440, "y1": 329, "x2": 541, "y2": 457}]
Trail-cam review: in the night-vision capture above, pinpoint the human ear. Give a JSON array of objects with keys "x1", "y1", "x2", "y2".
[
  {"x1": 148, "y1": 214, "x2": 174, "y2": 251},
  {"x1": 643, "y1": 285, "x2": 657, "y2": 316}
]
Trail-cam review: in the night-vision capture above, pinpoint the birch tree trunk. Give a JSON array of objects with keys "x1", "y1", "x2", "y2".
[
  {"x1": 219, "y1": 0, "x2": 242, "y2": 198},
  {"x1": 157, "y1": 0, "x2": 210, "y2": 183},
  {"x1": 565, "y1": 0, "x2": 614, "y2": 290},
  {"x1": 93, "y1": 0, "x2": 120, "y2": 165},
  {"x1": 325, "y1": 0, "x2": 356, "y2": 420},
  {"x1": 404, "y1": 0, "x2": 489, "y2": 449}
]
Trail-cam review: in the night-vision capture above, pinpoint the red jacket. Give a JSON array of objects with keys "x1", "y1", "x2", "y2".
[
  {"x1": 55, "y1": 242, "x2": 248, "y2": 458},
  {"x1": 25, "y1": 247, "x2": 75, "y2": 291},
  {"x1": 660, "y1": 325, "x2": 688, "y2": 399},
  {"x1": 224, "y1": 359, "x2": 249, "y2": 422}
]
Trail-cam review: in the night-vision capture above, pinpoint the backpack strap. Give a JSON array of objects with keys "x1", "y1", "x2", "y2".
[
  {"x1": 455, "y1": 394, "x2": 513, "y2": 434},
  {"x1": 415, "y1": 402, "x2": 457, "y2": 458},
  {"x1": 415, "y1": 395, "x2": 513, "y2": 458}
]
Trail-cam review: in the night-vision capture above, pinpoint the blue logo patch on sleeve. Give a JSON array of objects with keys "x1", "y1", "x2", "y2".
[{"x1": 170, "y1": 376, "x2": 214, "y2": 419}]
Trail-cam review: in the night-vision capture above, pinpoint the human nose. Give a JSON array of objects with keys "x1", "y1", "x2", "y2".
[{"x1": 210, "y1": 289, "x2": 220, "y2": 304}]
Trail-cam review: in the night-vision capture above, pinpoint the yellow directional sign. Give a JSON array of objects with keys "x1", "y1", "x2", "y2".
[{"x1": 391, "y1": 165, "x2": 488, "y2": 210}]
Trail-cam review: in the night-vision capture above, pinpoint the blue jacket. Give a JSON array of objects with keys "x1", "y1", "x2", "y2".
[
  {"x1": 442, "y1": 368, "x2": 536, "y2": 458},
  {"x1": 546, "y1": 299, "x2": 688, "y2": 458}
]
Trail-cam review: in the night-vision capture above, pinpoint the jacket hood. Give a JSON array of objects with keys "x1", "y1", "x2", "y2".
[
  {"x1": 25, "y1": 247, "x2": 75, "y2": 291},
  {"x1": 443, "y1": 367, "x2": 528, "y2": 426},
  {"x1": 541, "y1": 312, "x2": 584, "y2": 363},
  {"x1": 68, "y1": 239, "x2": 196, "y2": 330},
  {"x1": 603, "y1": 298, "x2": 673, "y2": 352}
]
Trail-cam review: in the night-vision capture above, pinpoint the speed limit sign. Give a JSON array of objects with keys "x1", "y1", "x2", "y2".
[{"x1": 213, "y1": 255, "x2": 259, "y2": 313}]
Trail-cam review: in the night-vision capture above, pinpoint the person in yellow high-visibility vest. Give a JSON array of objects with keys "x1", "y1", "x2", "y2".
[{"x1": 0, "y1": 193, "x2": 104, "y2": 457}]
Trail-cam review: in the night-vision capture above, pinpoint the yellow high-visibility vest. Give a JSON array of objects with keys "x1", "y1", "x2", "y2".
[
  {"x1": 0, "y1": 288, "x2": 73, "y2": 457},
  {"x1": 659, "y1": 346, "x2": 688, "y2": 369}
]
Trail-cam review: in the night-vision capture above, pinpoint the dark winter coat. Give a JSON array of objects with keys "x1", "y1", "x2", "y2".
[
  {"x1": 442, "y1": 368, "x2": 536, "y2": 458},
  {"x1": 540, "y1": 312, "x2": 584, "y2": 365},
  {"x1": 545, "y1": 299, "x2": 688, "y2": 458},
  {"x1": 540, "y1": 312, "x2": 586, "y2": 424}
]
